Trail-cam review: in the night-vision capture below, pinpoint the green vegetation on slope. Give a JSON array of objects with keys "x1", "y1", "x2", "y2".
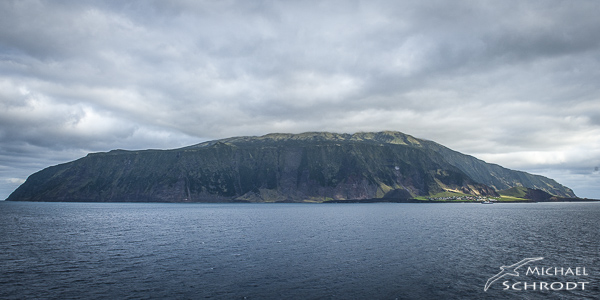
[
  {"x1": 7, "y1": 131, "x2": 576, "y2": 202},
  {"x1": 498, "y1": 186, "x2": 528, "y2": 198}
]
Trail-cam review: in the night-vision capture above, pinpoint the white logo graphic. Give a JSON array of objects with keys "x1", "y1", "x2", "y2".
[{"x1": 484, "y1": 257, "x2": 544, "y2": 291}]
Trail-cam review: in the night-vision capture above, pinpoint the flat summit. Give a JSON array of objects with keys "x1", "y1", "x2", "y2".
[{"x1": 7, "y1": 131, "x2": 575, "y2": 202}]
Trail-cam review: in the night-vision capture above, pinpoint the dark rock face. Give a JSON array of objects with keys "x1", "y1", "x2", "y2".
[
  {"x1": 6, "y1": 131, "x2": 575, "y2": 202},
  {"x1": 498, "y1": 186, "x2": 590, "y2": 202},
  {"x1": 419, "y1": 141, "x2": 575, "y2": 197}
]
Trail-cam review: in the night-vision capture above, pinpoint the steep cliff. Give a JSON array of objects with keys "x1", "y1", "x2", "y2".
[{"x1": 7, "y1": 131, "x2": 575, "y2": 202}]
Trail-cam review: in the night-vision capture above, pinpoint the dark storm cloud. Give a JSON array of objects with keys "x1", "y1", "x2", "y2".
[{"x1": 1, "y1": 0, "x2": 600, "y2": 198}]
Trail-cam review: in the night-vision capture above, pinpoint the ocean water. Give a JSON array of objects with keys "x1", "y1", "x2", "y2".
[{"x1": 0, "y1": 201, "x2": 598, "y2": 299}]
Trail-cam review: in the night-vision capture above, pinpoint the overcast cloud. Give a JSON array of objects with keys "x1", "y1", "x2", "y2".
[{"x1": 1, "y1": 0, "x2": 599, "y2": 199}]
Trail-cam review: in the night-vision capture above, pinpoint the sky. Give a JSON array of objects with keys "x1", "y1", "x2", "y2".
[{"x1": 1, "y1": 0, "x2": 599, "y2": 199}]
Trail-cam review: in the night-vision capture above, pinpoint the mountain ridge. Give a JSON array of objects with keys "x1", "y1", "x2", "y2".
[{"x1": 6, "y1": 131, "x2": 576, "y2": 202}]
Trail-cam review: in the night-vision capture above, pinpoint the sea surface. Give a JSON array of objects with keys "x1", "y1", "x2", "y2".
[{"x1": 0, "y1": 201, "x2": 598, "y2": 299}]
